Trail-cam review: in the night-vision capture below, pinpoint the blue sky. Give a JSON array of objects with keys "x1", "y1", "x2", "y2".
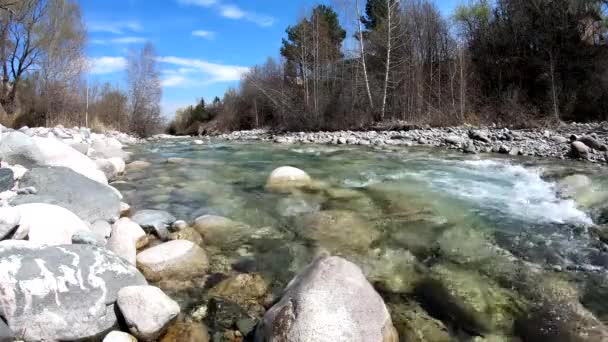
[{"x1": 82, "y1": 0, "x2": 460, "y2": 117}]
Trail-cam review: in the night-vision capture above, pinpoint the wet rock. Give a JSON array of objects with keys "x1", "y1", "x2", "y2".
[
  {"x1": 207, "y1": 297, "x2": 258, "y2": 336},
  {"x1": 126, "y1": 160, "x2": 151, "y2": 171},
  {"x1": 13, "y1": 203, "x2": 90, "y2": 245},
  {"x1": 557, "y1": 174, "x2": 608, "y2": 208},
  {"x1": 107, "y1": 218, "x2": 148, "y2": 264},
  {"x1": 464, "y1": 142, "x2": 478, "y2": 154},
  {"x1": 296, "y1": 210, "x2": 379, "y2": 253},
  {"x1": 132, "y1": 209, "x2": 176, "y2": 240},
  {"x1": 0, "y1": 169, "x2": 14, "y2": 192},
  {"x1": 209, "y1": 273, "x2": 270, "y2": 308},
  {"x1": 571, "y1": 141, "x2": 590, "y2": 159},
  {"x1": 256, "y1": 256, "x2": 398, "y2": 342},
  {"x1": 160, "y1": 321, "x2": 210, "y2": 342},
  {"x1": 0, "y1": 131, "x2": 107, "y2": 183},
  {"x1": 265, "y1": 166, "x2": 312, "y2": 192},
  {"x1": 0, "y1": 243, "x2": 147, "y2": 341},
  {"x1": 388, "y1": 300, "x2": 450, "y2": 342},
  {"x1": 96, "y1": 158, "x2": 120, "y2": 180},
  {"x1": 11, "y1": 166, "x2": 121, "y2": 222},
  {"x1": 192, "y1": 215, "x2": 249, "y2": 246},
  {"x1": 117, "y1": 286, "x2": 180, "y2": 341},
  {"x1": 498, "y1": 145, "x2": 510, "y2": 154},
  {"x1": 103, "y1": 331, "x2": 138, "y2": 342},
  {"x1": 419, "y1": 263, "x2": 524, "y2": 335},
  {"x1": 136, "y1": 240, "x2": 209, "y2": 282},
  {"x1": 0, "y1": 206, "x2": 20, "y2": 240},
  {"x1": 172, "y1": 219, "x2": 188, "y2": 230},
  {"x1": 357, "y1": 247, "x2": 424, "y2": 294},
  {"x1": 120, "y1": 202, "x2": 131, "y2": 216},
  {"x1": 169, "y1": 226, "x2": 204, "y2": 246}
]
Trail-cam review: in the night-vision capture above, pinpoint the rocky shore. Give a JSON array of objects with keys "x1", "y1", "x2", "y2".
[
  {"x1": 207, "y1": 122, "x2": 608, "y2": 163},
  {"x1": 1, "y1": 124, "x2": 607, "y2": 341}
]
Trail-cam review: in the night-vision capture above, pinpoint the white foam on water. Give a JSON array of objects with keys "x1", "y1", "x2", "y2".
[
  {"x1": 344, "y1": 158, "x2": 593, "y2": 225},
  {"x1": 429, "y1": 159, "x2": 593, "y2": 225}
]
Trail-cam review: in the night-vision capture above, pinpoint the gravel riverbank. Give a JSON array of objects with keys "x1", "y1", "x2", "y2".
[{"x1": 204, "y1": 122, "x2": 608, "y2": 164}]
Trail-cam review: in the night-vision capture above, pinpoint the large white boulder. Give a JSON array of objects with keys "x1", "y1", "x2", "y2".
[
  {"x1": 13, "y1": 203, "x2": 89, "y2": 245},
  {"x1": 256, "y1": 256, "x2": 398, "y2": 342},
  {"x1": 117, "y1": 286, "x2": 180, "y2": 340},
  {"x1": 266, "y1": 166, "x2": 312, "y2": 192},
  {"x1": 0, "y1": 131, "x2": 107, "y2": 184}
]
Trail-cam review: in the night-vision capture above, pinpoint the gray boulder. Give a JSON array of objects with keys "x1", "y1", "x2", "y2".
[
  {"x1": 72, "y1": 229, "x2": 105, "y2": 246},
  {"x1": 0, "y1": 131, "x2": 107, "y2": 184},
  {"x1": 580, "y1": 136, "x2": 607, "y2": 151},
  {"x1": 0, "y1": 320, "x2": 12, "y2": 342},
  {"x1": 0, "y1": 243, "x2": 147, "y2": 341},
  {"x1": 0, "y1": 169, "x2": 14, "y2": 192},
  {"x1": 117, "y1": 286, "x2": 180, "y2": 340},
  {"x1": 11, "y1": 166, "x2": 121, "y2": 222},
  {"x1": 255, "y1": 256, "x2": 398, "y2": 342},
  {"x1": 136, "y1": 240, "x2": 209, "y2": 282},
  {"x1": 132, "y1": 209, "x2": 176, "y2": 240},
  {"x1": 571, "y1": 141, "x2": 590, "y2": 159}
]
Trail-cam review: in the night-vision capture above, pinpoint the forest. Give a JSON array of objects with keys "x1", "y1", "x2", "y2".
[
  {"x1": 0, "y1": 0, "x2": 607, "y2": 137},
  {"x1": 171, "y1": 0, "x2": 608, "y2": 135},
  {"x1": 0, "y1": 0, "x2": 162, "y2": 137}
]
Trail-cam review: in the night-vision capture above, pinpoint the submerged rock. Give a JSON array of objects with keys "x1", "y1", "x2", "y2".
[
  {"x1": 388, "y1": 300, "x2": 450, "y2": 342},
  {"x1": 265, "y1": 166, "x2": 312, "y2": 192},
  {"x1": 169, "y1": 226, "x2": 204, "y2": 246},
  {"x1": 419, "y1": 263, "x2": 524, "y2": 335},
  {"x1": 117, "y1": 286, "x2": 180, "y2": 341},
  {"x1": 192, "y1": 215, "x2": 249, "y2": 246},
  {"x1": 296, "y1": 210, "x2": 379, "y2": 253},
  {"x1": 11, "y1": 166, "x2": 121, "y2": 222},
  {"x1": 160, "y1": 321, "x2": 210, "y2": 342},
  {"x1": 0, "y1": 243, "x2": 147, "y2": 341},
  {"x1": 136, "y1": 240, "x2": 209, "y2": 282},
  {"x1": 209, "y1": 273, "x2": 270, "y2": 308},
  {"x1": 255, "y1": 256, "x2": 398, "y2": 342}
]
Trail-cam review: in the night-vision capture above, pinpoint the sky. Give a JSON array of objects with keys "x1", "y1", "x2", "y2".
[{"x1": 81, "y1": 0, "x2": 461, "y2": 117}]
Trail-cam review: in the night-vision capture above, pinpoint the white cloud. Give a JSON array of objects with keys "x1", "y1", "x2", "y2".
[
  {"x1": 177, "y1": 0, "x2": 275, "y2": 27},
  {"x1": 159, "y1": 56, "x2": 249, "y2": 84},
  {"x1": 220, "y1": 4, "x2": 245, "y2": 19},
  {"x1": 87, "y1": 21, "x2": 143, "y2": 34},
  {"x1": 89, "y1": 57, "x2": 127, "y2": 75},
  {"x1": 192, "y1": 30, "x2": 215, "y2": 39},
  {"x1": 110, "y1": 36, "x2": 147, "y2": 44},
  {"x1": 162, "y1": 75, "x2": 189, "y2": 87}
]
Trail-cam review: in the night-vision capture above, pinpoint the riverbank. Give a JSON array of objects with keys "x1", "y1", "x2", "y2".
[{"x1": 201, "y1": 121, "x2": 608, "y2": 164}]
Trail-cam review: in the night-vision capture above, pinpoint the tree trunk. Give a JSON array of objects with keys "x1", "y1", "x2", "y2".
[
  {"x1": 380, "y1": 0, "x2": 393, "y2": 122},
  {"x1": 355, "y1": 0, "x2": 374, "y2": 113}
]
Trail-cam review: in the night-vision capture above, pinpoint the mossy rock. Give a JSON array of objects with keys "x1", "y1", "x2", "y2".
[
  {"x1": 388, "y1": 300, "x2": 451, "y2": 342},
  {"x1": 419, "y1": 263, "x2": 525, "y2": 335},
  {"x1": 169, "y1": 226, "x2": 204, "y2": 246},
  {"x1": 208, "y1": 273, "x2": 270, "y2": 308},
  {"x1": 295, "y1": 210, "x2": 380, "y2": 253},
  {"x1": 160, "y1": 321, "x2": 210, "y2": 342}
]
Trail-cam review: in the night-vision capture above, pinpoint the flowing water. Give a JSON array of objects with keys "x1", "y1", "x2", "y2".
[{"x1": 119, "y1": 138, "x2": 608, "y2": 339}]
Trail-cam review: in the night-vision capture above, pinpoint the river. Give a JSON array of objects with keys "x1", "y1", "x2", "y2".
[{"x1": 117, "y1": 138, "x2": 608, "y2": 340}]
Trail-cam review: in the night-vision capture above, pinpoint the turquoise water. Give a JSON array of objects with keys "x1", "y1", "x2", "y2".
[{"x1": 120, "y1": 138, "x2": 608, "y2": 339}]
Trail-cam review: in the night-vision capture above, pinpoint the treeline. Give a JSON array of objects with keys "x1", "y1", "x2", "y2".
[
  {"x1": 0, "y1": 0, "x2": 163, "y2": 137},
  {"x1": 173, "y1": 0, "x2": 608, "y2": 134}
]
